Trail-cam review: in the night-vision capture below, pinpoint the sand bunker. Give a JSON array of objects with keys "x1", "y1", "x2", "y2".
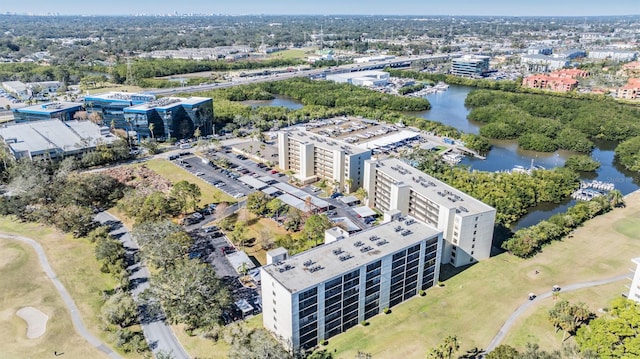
[{"x1": 16, "y1": 307, "x2": 48, "y2": 339}]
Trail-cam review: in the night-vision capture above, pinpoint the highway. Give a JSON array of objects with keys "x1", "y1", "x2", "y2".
[{"x1": 149, "y1": 54, "x2": 452, "y2": 96}]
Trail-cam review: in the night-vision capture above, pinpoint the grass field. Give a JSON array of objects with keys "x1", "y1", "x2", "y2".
[
  {"x1": 171, "y1": 315, "x2": 263, "y2": 359},
  {"x1": 0, "y1": 240, "x2": 106, "y2": 359},
  {"x1": 139, "y1": 158, "x2": 236, "y2": 205},
  {"x1": 268, "y1": 49, "x2": 311, "y2": 60},
  {"x1": 503, "y1": 281, "x2": 624, "y2": 351},
  {"x1": 86, "y1": 84, "x2": 144, "y2": 94},
  {"x1": 323, "y1": 191, "x2": 640, "y2": 358},
  {"x1": 0, "y1": 218, "x2": 142, "y2": 358}
]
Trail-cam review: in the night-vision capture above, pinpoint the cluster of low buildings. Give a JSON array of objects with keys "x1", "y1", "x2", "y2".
[
  {"x1": 1, "y1": 80, "x2": 64, "y2": 101},
  {"x1": 0, "y1": 91, "x2": 214, "y2": 160},
  {"x1": 522, "y1": 68, "x2": 590, "y2": 92}
]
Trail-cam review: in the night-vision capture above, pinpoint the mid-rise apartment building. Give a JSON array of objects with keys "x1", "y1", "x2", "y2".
[
  {"x1": 450, "y1": 55, "x2": 490, "y2": 78},
  {"x1": 522, "y1": 74, "x2": 579, "y2": 93},
  {"x1": 363, "y1": 158, "x2": 496, "y2": 267},
  {"x1": 629, "y1": 257, "x2": 640, "y2": 303},
  {"x1": 261, "y1": 215, "x2": 442, "y2": 350},
  {"x1": 277, "y1": 129, "x2": 371, "y2": 192}
]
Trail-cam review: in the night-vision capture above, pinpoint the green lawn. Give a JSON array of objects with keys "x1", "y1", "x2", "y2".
[
  {"x1": 171, "y1": 313, "x2": 263, "y2": 358},
  {"x1": 613, "y1": 216, "x2": 640, "y2": 239},
  {"x1": 503, "y1": 281, "x2": 624, "y2": 351},
  {"x1": 268, "y1": 49, "x2": 310, "y2": 60},
  {"x1": 0, "y1": 218, "x2": 141, "y2": 358},
  {"x1": 139, "y1": 158, "x2": 236, "y2": 205},
  {"x1": 0, "y1": 240, "x2": 107, "y2": 358},
  {"x1": 324, "y1": 193, "x2": 640, "y2": 358}
]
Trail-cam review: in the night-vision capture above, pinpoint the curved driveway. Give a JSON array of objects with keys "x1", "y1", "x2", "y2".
[
  {"x1": 0, "y1": 233, "x2": 121, "y2": 359},
  {"x1": 486, "y1": 273, "x2": 630, "y2": 352}
]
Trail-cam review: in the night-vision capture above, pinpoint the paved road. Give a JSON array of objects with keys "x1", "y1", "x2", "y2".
[
  {"x1": 0, "y1": 233, "x2": 121, "y2": 359},
  {"x1": 96, "y1": 212, "x2": 190, "y2": 359},
  {"x1": 485, "y1": 273, "x2": 630, "y2": 352},
  {"x1": 149, "y1": 54, "x2": 453, "y2": 96}
]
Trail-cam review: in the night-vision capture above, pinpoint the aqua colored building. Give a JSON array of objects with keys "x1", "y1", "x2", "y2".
[
  {"x1": 84, "y1": 92, "x2": 213, "y2": 141},
  {"x1": 13, "y1": 101, "x2": 84, "y2": 123}
]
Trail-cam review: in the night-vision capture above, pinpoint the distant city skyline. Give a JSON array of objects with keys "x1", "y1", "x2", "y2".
[{"x1": 4, "y1": 0, "x2": 640, "y2": 17}]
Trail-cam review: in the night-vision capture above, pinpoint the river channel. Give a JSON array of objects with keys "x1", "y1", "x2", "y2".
[{"x1": 247, "y1": 88, "x2": 640, "y2": 231}]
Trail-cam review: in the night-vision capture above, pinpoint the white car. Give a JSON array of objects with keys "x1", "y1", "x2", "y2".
[{"x1": 233, "y1": 193, "x2": 244, "y2": 199}]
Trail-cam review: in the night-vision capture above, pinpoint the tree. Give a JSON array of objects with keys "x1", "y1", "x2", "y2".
[
  {"x1": 548, "y1": 300, "x2": 594, "y2": 342},
  {"x1": 170, "y1": 180, "x2": 201, "y2": 214},
  {"x1": 303, "y1": 214, "x2": 333, "y2": 245},
  {"x1": 442, "y1": 335, "x2": 460, "y2": 359},
  {"x1": 344, "y1": 178, "x2": 353, "y2": 193},
  {"x1": 576, "y1": 298, "x2": 640, "y2": 358},
  {"x1": 266, "y1": 198, "x2": 286, "y2": 219},
  {"x1": 230, "y1": 221, "x2": 249, "y2": 248},
  {"x1": 485, "y1": 345, "x2": 519, "y2": 359},
  {"x1": 246, "y1": 191, "x2": 269, "y2": 216},
  {"x1": 149, "y1": 258, "x2": 231, "y2": 330},
  {"x1": 132, "y1": 221, "x2": 193, "y2": 271},
  {"x1": 608, "y1": 189, "x2": 625, "y2": 208},
  {"x1": 101, "y1": 291, "x2": 138, "y2": 328},
  {"x1": 95, "y1": 233, "x2": 126, "y2": 273},
  {"x1": 148, "y1": 122, "x2": 156, "y2": 140},
  {"x1": 284, "y1": 207, "x2": 304, "y2": 231},
  {"x1": 194, "y1": 126, "x2": 201, "y2": 139},
  {"x1": 226, "y1": 326, "x2": 291, "y2": 359}
]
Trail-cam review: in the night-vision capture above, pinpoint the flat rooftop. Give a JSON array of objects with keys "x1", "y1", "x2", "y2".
[
  {"x1": 302, "y1": 117, "x2": 419, "y2": 150},
  {"x1": 126, "y1": 96, "x2": 210, "y2": 111},
  {"x1": 0, "y1": 120, "x2": 116, "y2": 155},
  {"x1": 84, "y1": 92, "x2": 156, "y2": 103},
  {"x1": 374, "y1": 157, "x2": 495, "y2": 216},
  {"x1": 16, "y1": 101, "x2": 83, "y2": 115},
  {"x1": 262, "y1": 215, "x2": 441, "y2": 294},
  {"x1": 285, "y1": 128, "x2": 370, "y2": 156}
]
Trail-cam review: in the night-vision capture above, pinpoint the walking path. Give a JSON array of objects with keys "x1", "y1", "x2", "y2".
[
  {"x1": 0, "y1": 233, "x2": 121, "y2": 359},
  {"x1": 486, "y1": 273, "x2": 630, "y2": 352}
]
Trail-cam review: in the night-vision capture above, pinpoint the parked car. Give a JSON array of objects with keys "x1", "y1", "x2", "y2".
[{"x1": 330, "y1": 192, "x2": 344, "y2": 199}]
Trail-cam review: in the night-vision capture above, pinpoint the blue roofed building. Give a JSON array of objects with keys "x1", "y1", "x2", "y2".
[
  {"x1": 83, "y1": 92, "x2": 156, "y2": 133},
  {"x1": 13, "y1": 101, "x2": 84, "y2": 123},
  {"x1": 84, "y1": 92, "x2": 213, "y2": 141},
  {"x1": 123, "y1": 96, "x2": 213, "y2": 141}
]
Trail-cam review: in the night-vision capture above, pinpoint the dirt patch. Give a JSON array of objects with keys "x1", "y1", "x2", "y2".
[
  {"x1": 102, "y1": 165, "x2": 172, "y2": 194},
  {"x1": 16, "y1": 307, "x2": 48, "y2": 339}
]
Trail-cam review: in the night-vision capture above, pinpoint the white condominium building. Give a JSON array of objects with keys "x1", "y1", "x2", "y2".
[
  {"x1": 363, "y1": 158, "x2": 496, "y2": 267},
  {"x1": 261, "y1": 215, "x2": 442, "y2": 350},
  {"x1": 278, "y1": 129, "x2": 371, "y2": 192}
]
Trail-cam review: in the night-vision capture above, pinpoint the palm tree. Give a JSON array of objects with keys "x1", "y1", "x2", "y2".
[
  {"x1": 148, "y1": 122, "x2": 155, "y2": 140},
  {"x1": 608, "y1": 189, "x2": 625, "y2": 208},
  {"x1": 442, "y1": 335, "x2": 460, "y2": 359},
  {"x1": 344, "y1": 178, "x2": 353, "y2": 193}
]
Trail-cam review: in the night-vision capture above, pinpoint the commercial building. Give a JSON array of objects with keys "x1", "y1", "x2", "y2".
[
  {"x1": 363, "y1": 158, "x2": 496, "y2": 267},
  {"x1": 450, "y1": 55, "x2": 490, "y2": 78},
  {"x1": 261, "y1": 215, "x2": 442, "y2": 350},
  {"x1": 629, "y1": 258, "x2": 640, "y2": 303},
  {"x1": 520, "y1": 54, "x2": 569, "y2": 72},
  {"x1": 326, "y1": 70, "x2": 390, "y2": 87},
  {"x1": 84, "y1": 92, "x2": 156, "y2": 133},
  {"x1": 2, "y1": 80, "x2": 63, "y2": 101},
  {"x1": 0, "y1": 119, "x2": 117, "y2": 160},
  {"x1": 13, "y1": 101, "x2": 83, "y2": 122},
  {"x1": 277, "y1": 129, "x2": 371, "y2": 192},
  {"x1": 522, "y1": 74, "x2": 579, "y2": 93},
  {"x1": 526, "y1": 47, "x2": 553, "y2": 56},
  {"x1": 2, "y1": 81, "x2": 30, "y2": 100},
  {"x1": 552, "y1": 49, "x2": 586, "y2": 60},
  {"x1": 588, "y1": 49, "x2": 638, "y2": 62},
  {"x1": 84, "y1": 92, "x2": 214, "y2": 141}
]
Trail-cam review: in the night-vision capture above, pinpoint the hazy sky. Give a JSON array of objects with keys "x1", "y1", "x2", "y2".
[{"x1": 4, "y1": 0, "x2": 639, "y2": 16}]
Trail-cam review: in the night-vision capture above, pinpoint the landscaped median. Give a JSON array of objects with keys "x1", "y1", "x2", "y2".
[{"x1": 323, "y1": 191, "x2": 640, "y2": 358}]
